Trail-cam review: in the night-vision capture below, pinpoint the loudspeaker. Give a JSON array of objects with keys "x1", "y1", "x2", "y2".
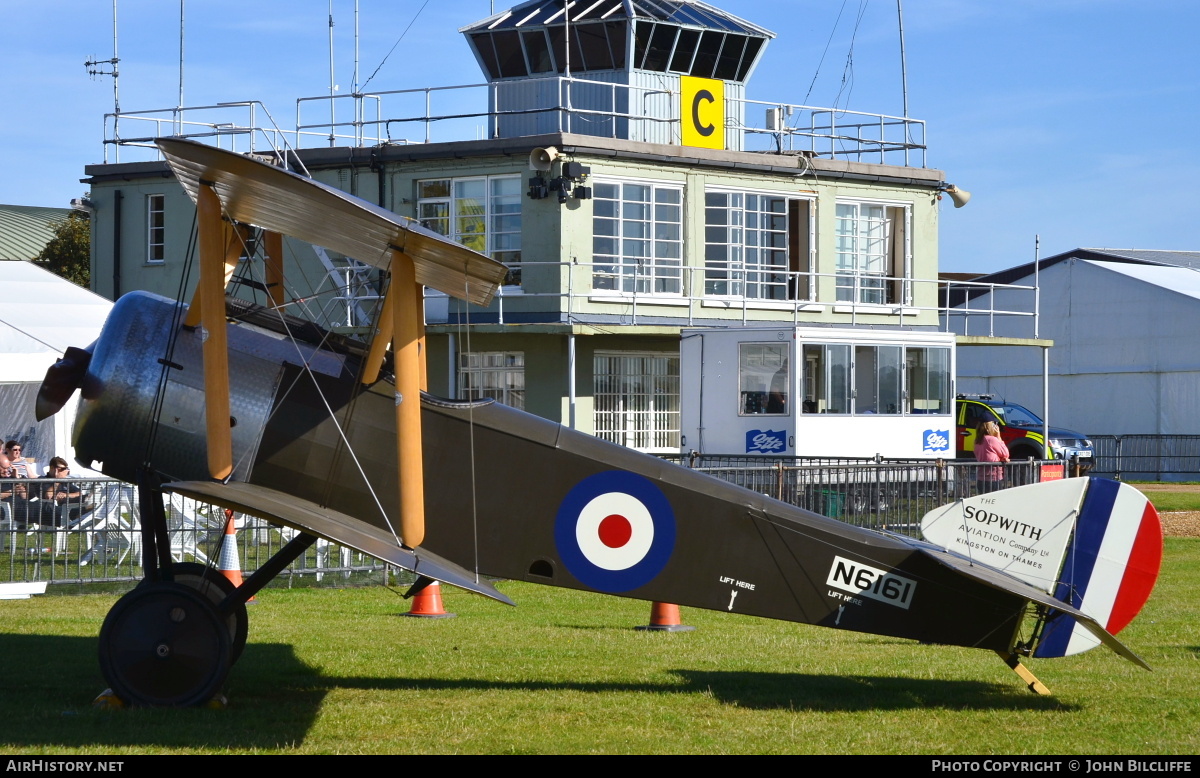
[
  {"x1": 944, "y1": 185, "x2": 971, "y2": 208},
  {"x1": 529, "y1": 146, "x2": 560, "y2": 172}
]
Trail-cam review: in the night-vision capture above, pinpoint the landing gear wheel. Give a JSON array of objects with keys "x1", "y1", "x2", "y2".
[
  {"x1": 98, "y1": 582, "x2": 232, "y2": 707},
  {"x1": 166, "y1": 562, "x2": 249, "y2": 663}
]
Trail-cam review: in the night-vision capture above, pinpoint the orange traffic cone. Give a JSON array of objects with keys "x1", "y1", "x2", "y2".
[
  {"x1": 635, "y1": 601, "x2": 695, "y2": 632},
  {"x1": 402, "y1": 580, "x2": 455, "y2": 618},
  {"x1": 218, "y1": 509, "x2": 253, "y2": 601}
]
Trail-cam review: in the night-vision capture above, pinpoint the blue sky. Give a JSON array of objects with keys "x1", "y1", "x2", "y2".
[{"x1": 5, "y1": 0, "x2": 1198, "y2": 274}]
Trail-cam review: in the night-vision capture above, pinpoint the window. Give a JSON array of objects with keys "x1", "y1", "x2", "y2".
[
  {"x1": 834, "y1": 201, "x2": 909, "y2": 304},
  {"x1": 458, "y1": 351, "x2": 524, "y2": 409},
  {"x1": 854, "y1": 345, "x2": 903, "y2": 415},
  {"x1": 739, "y1": 343, "x2": 789, "y2": 415},
  {"x1": 704, "y1": 191, "x2": 811, "y2": 300},
  {"x1": 593, "y1": 352, "x2": 679, "y2": 451},
  {"x1": 906, "y1": 347, "x2": 951, "y2": 415},
  {"x1": 592, "y1": 180, "x2": 683, "y2": 295},
  {"x1": 147, "y1": 194, "x2": 165, "y2": 264},
  {"x1": 801, "y1": 342, "x2": 951, "y2": 415},
  {"x1": 418, "y1": 176, "x2": 522, "y2": 285},
  {"x1": 802, "y1": 344, "x2": 851, "y2": 414}
]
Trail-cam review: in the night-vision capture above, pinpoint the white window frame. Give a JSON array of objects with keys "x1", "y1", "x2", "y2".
[
  {"x1": 458, "y1": 350, "x2": 525, "y2": 409},
  {"x1": 147, "y1": 194, "x2": 165, "y2": 264},
  {"x1": 833, "y1": 198, "x2": 911, "y2": 305},
  {"x1": 417, "y1": 175, "x2": 522, "y2": 286},
  {"x1": 593, "y1": 351, "x2": 680, "y2": 452},
  {"x1": 704, "y1": 187, "x2": 813, "y2": 301},
  {"x1": 591, "y1": 178, "x2": 684, "y2": 296}
]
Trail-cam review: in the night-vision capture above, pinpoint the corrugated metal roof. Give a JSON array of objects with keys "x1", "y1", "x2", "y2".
[
  {"x1": 0, "y1": 204, "x2": 72, "y2": 262},
  {"x1": 462, "y1": 0, "x2": 774, "y2": 37}
]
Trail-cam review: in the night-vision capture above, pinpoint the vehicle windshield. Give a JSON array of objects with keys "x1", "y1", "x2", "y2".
[{"x1": 993, "y1": 403, "x2": 1042, "y2": 427}]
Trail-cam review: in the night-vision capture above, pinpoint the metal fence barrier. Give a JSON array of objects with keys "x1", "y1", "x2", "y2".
[
  {"x1": 1089, "y1": 435, "x2": 1200, "y2": 481},
  {"x1": 660, "y1": 455, "x2": 1051, "y2": 537},
  {"x1": 1, "y1": 478, "x2": 389, "y2": 588},
  {"x1": 2, "y1": 459, "x2": 1071, "y2": 585}
]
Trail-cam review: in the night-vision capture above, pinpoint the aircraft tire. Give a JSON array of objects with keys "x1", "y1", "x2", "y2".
[
  {"x1": 99, "y1": 582, "x2": 232, "y2": 707},
  {"x1": 166, "y1": 562, "x2": 249, "y2": 664}
]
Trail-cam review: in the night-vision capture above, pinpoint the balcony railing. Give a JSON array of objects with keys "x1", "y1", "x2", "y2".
[
  {"x1": 101, "y1": 76, "x2": 927, "y2": 168},
  {"x1": 420, "y1": 258, "x2": 1037, "y2": 335}
]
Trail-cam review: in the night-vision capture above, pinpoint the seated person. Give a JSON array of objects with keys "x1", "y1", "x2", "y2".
[
  {"x1": 40, "y1": 458, "x2": 84, "y2": 526},
  {"x1": 6, "y1": 480, "x2": 51, "y2": 529},
  {"x1": 4, "y1": 441, "x2": 32, "y2": 478}
]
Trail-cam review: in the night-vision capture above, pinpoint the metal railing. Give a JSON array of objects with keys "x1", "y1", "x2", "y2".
[
  {"x1": 425, "y1": 258, "x2": 1037, "y2": 332},
  {"x1": 103, "y1": 76, "x2": 927, "y2": 168},
  {"x1": 1089, "y1": 435, "x2": 1200, "y2": 481},
  {"x1": 1, "y1": 478, "x2": 387, "y2": 588},
  {"x1": 3, "y1": 456, "x2": 1068, "y2": 585},
  {"x1": 660, "y1": 454, "x2": 1053, "y2": 536}
]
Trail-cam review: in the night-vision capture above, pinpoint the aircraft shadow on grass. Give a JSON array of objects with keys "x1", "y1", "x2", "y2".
[{"x1": 0, "y1": 634, "x2": 1070, "y2": 748}]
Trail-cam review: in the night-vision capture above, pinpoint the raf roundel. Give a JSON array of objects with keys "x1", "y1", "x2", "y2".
[{"x1": 554, "y1": 471, "x2": 676, "y2": 593}]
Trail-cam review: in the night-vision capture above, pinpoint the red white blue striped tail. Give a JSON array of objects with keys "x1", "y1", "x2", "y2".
[{"x1": 1033, "y1": 478, "x2": 1162, "y2": 658}]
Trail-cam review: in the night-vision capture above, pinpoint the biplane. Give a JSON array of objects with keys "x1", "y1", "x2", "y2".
[{"x1": 36, "y1": 138, "x2": 1162, "y2": 707}]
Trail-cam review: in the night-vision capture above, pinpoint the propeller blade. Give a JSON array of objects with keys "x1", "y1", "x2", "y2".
[{"x1": 36, "y1": 345, "x2": 93, "y2": 421}]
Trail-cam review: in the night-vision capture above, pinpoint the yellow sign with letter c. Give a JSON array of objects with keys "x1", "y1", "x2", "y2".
[{"x1": 681, "y1": 76, "x2": 725, "y2": 150}]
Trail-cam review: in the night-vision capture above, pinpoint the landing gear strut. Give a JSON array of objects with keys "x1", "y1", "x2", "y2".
[{"x1": 96, "y1": 472, "x2": 317, "y2": 706}]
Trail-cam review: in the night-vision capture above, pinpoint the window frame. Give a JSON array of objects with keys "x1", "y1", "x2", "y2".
[
  {"x1": 457, "y1": 350, "x2": 525, "y2": 409},
  {"x1": 800, "y1": 341, "x2": 951, "y2": 416},
  {"x1": 738, "y1": 342, "x2": 790, "y2": 416},
  {"x1": 417, "y1": 174, "x2": 523, "y2": 287},
  {"x1": 146, "y1": 194, "x2": 165, "y2": 265},
  {"x1": 833, "y1": 198, "x2": 911, "y2": 305},
  {"x1": 704, "y1": 187, "x2": 814, "y2": 302},
  {"x1": 593, "y1": 351, "x2": 680, "y2": 452},
  {"x1": 591, "y1": 177, "x2": 685, "y2": 296}
]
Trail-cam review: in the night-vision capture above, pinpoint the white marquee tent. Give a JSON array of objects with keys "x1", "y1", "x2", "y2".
[{"x1": 0, "y1": 261, "x2": 112, "y2": 475}]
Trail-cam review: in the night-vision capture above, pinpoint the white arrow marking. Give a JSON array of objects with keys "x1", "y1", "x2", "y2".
[
  {"x1": 835, "y1": 605, "x2": 845, "y2": 625},
  {"x1": 727, "y1": 590, "x2": 738, "y2": 611}
]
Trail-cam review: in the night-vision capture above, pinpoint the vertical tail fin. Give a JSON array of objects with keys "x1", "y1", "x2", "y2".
[
  {"x1": 1033, "y1": 479, "x2": 1162, "y2": 658},
  {"x1": 921, "y1": 477, "x2": 1163, "y2": 659}
]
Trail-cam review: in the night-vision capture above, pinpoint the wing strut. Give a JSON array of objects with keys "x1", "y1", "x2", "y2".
[
  {"x1": 184, "y1": 221, "x2": 248, "y2": 329},
  {"x1": 196, "y1": 182, "x2": 234, "y2": 481},
  {"x1": 393, "y1": 251, "x2": 426, "y2": 548},
  {"x1": 263, "y1": 230, "x2": 286, "y2": 309}
]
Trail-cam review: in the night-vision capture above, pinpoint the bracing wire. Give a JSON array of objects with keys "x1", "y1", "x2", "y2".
[
  {"x1": 359, "y1": 0, "x2": 433, "y2": 93},
  {"x1": 462, "y1": 271, "x2": 482, "y2": 584},
  {"x1": 143, "y1": 207, "x2": 200, "y2": 472},
  {"x1": 220, "y1": 219, "x2": 405, "y2": 549}
]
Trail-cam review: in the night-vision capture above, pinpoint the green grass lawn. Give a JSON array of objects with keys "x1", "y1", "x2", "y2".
[
  {"x1": 1142, "y1": 491, "x2": 1200, "y2": 513},
  {"x1": 1, "y1": 539, "x2": 1198, "y2": 755}
]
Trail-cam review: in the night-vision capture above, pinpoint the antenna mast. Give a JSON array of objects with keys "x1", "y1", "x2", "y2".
[
  {"x1": 897, "y1": 0, "x2": 909, "y2": 118},
  {"x1": 85, "y1": 0, "x2": 122, "y2": 162},
  {"x1": 178, "y1": 0, "x2": 186, "y2": 135}
]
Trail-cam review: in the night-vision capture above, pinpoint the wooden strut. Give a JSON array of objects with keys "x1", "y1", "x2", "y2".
[
  {"x1": 996, "y1": 650, "x2": 1052, "y2": 695},
  {"x1": 196, "y1": 183, "x2": 234, "y2": 481},
  {"x1": 361, "y1": 251, "x2": 426, "y2": 549},
  {"x1": 392, "y1": 253, "x2": 426, "y2": 548},
  {"x1": 184, "y1": 220, "x2": 248, "y2": 329}
]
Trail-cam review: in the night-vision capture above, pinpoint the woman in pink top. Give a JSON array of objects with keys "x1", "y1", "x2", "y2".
[{"x1": 974, "y1": 420, "x2": 1010, "y2": 494}]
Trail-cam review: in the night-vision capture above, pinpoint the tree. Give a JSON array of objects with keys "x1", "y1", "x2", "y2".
[{"x1": 35, "y1": 210, "x2": 91, "y2": 288}]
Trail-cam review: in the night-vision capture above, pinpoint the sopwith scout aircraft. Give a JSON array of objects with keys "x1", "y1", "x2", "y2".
[{"x1": 36, "y1": 139, "x2": 1163, "y2": 707}]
